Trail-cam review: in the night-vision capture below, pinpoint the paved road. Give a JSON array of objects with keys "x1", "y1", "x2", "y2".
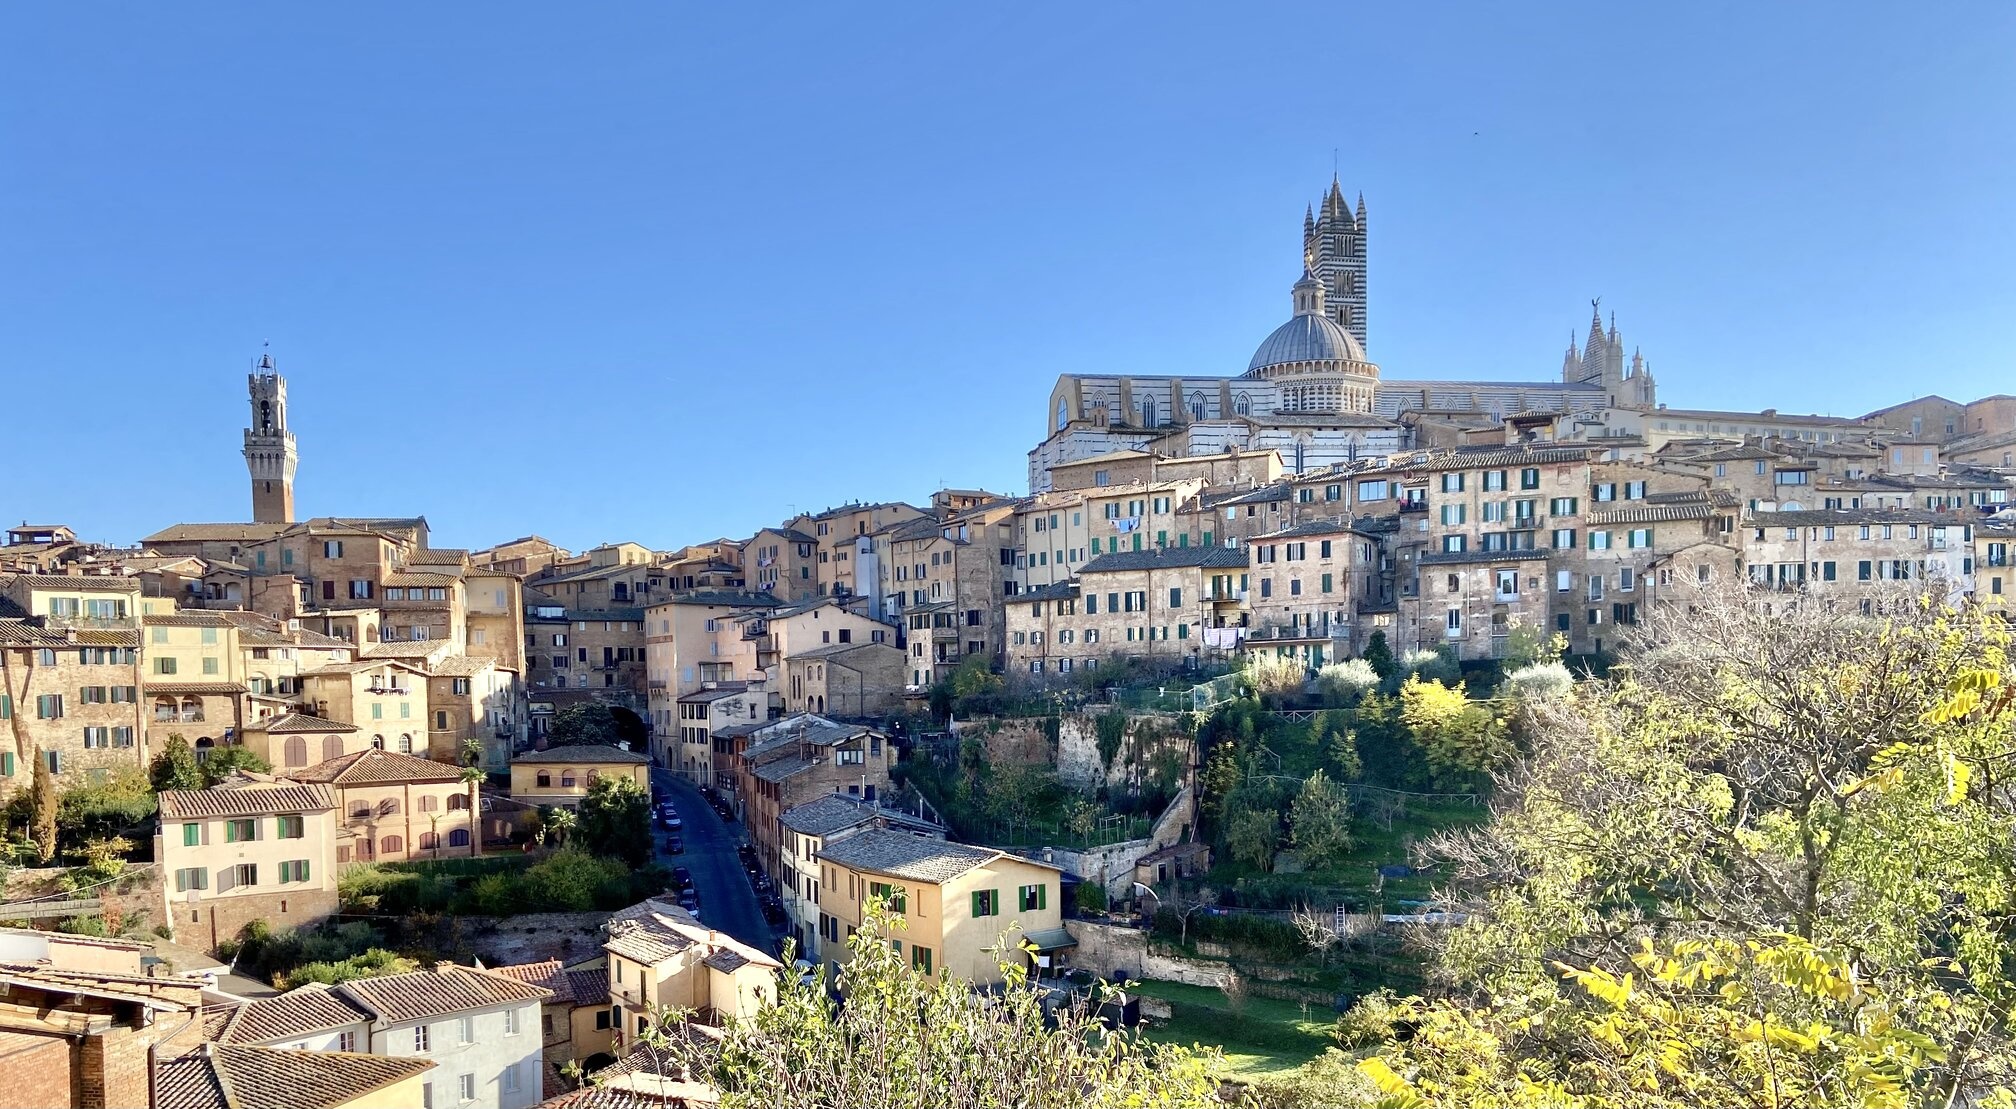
[{"x1": 649, "y1": 769, "x2": 773, "y2": 955}]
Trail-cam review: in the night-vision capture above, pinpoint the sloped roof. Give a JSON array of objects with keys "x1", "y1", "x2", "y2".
[
  {"x1": 492, "y1": 960, "x2": 610, "y2": 1008},
  {"x1": 779, "y1": 793, "x2": 941, "y2": 838},
  {"x1": 153, "y1": 1043, "x2": 433, "y2": 1109},
  {"x1": 243, "y1": 712, "x2": 358, "y2": 734},
  {"x1": 0, "y1": 573, "x2": 141, "y2": 591},
  {"x1": 604, "y1": 899, "x2": 781, "y2": 972},
  {"x1": 815, "y1": 829, "x2": 1012, "y2": 885},
  {"x1": 159, "y1": 783, "x2": 336, "y2": 820},
  {"x1": 293, "y1": 749, "x2": 465, "y2": 785},
  {"x1": 141, "y1": 523, "x2": 291, "y2": 544},
  {"x1": 207, "y1": 983, "x2": 372, "y2": 1044},
  {"x1": 512, "y1": 744, "x2": 648, "y2": 765},
  {"x1": 337, "y1": 963, "x2": 550, "y2": 1025},
  {"x1": 1080, "y1": 546, "x2": 1249, "y2": 574}
]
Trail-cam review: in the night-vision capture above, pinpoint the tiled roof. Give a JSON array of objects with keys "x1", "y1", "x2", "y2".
[
  {"x1": 410, "y1": 548, "x2": 470, "y2": 563},
  {"x1": 293, "y1": 749, "x2": 466, "y2": 785},
  {"x1": 384, "y1": 572, "x2": 459, "y2": 587},
  {"x1": 494, "y1": 961, "x2": 611, "y2": 1008},
  {"x1": 208, "y1": 983, "x2": 372, "y2": 1044},
  {"x1": 143, "y1": 681, "x2": 249, "y2": 695},
  {"x1": 0, "y1": 573, "x2": 141, "y2": 591},
  {"x1": 337, "y1": 963, "x2": 550, "y2": 1025},
  {"x1": 512, "y1": 744, "x2": 648, "y2": 765},
  {"x1": 244, "y1": 712, "x2": 358, "y2": 734},
  {"x1": 1249, "y1": 518, "x2": 1379, "y2": 541},
  {"x1": 779, "y1": 793, "x2": 942, "y2": 838},
  {"x1": 1586, "y1": 504, "x2": 1720, "y2": 525},
  {"x1": 1014, "y1": 582, "x2": 1079, "y2": 604},
  {"x1": 565, "y1": 968, "x2": 610, "y2": 1007},
  {"x1": 789, "y1": 641, "x2": 899, "y2": 661},
  {"x1": 0, "y1": 620, "x2": 70, "y2": 646},
  {"x1": 1750, "y1": 508, "x2": 1963, "y2": 528},
  {"x1": 1415, "y1": 549, "x2": 1548, "y2": 566},
  {"x1": 677, "y1": 685, "x2": 751, "y2": 704},
  {"x1": 427, "y1": 654, "x2": 504, "y2": 676},
  {"x1": 360, "y1": 641, "x2": 451, "y2": 660},
  {"x1": 701, "y1": 949, "x2": 750, "y2": 973},
  {"x1": 604, "y1": 899, "x2": 781, "y2": 972},
  {"x1": 1080, "y1": 546, "x2": 1249, "y2": 574},
  {"x1": 655, "y1": 589, "x2": 780, "y2": 608},
  {"x1": 143, "y1": 612, "x2": 236, "y2": 626},
  {"x1": 815, "y1": 829, "x2": 1007, "y2": 884},
  {"x1": 154, "y1": 1043, "x2": 433, "y2": 1109},
  {"x1": 71, "y1": 628, "x2": 140, "y2": 647},
  {"x1": 741, "y1": 715, "x2": 870, "y2": 761},
  {"x1": 1389, "y1": 445, "x2": 1602, "y2": 473},
  {"x1": 301, "y1": 659, "x2": 428, "y2": 677},
  {"x1": 142, "y1": 523, "x2": 291, "y2": 544},
  {"x1": 159, "y1": 782, "x2": 336, "y2": 820},
  {"x1": 750, "y1": 756, "x2": 815, "y2": 784}
]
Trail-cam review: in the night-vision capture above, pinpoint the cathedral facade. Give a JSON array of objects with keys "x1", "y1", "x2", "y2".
[{"x1": 1028, "y1": 181, "x2": 1660, "y2": 491}]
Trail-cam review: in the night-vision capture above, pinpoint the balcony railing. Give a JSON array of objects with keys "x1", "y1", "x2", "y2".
[{"x1": 154, "y1": 710, "x2": 205, "y2": 723}]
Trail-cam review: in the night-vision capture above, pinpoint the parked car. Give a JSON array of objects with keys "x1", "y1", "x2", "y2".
[
  {"x1": 665, "y1": 835, "x2": 684, "y2": 855},
  {"x1": 672, "y1": 866, "x2": 694, "y2": 890}
]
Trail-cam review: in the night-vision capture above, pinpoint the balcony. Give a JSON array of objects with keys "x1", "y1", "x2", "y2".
[
  {"x1": 153, "y1": 709, "x2": 205, "y2": 724},
  {"x1": 1207, "y1": 589, "x2": 1247, "y2": 605},
  {"x1": 1398, "y1": 501, "x2": 1428, "y2": 514},
  {"x1": 1494, "y1": 590, "x2": 1520, "y2": 604}
]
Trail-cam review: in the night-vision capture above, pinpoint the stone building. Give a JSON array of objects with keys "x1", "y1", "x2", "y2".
[
  {"x1": 879, "y1": 504, "x2": 1018, "y2": 687},
  {"x1": 1740, "y1": 508, "x2": 1975, "y2": 605},
  {"x1": 300, "y1": 660, "x2": 432, "y2": 757},
  {"x1": 776, "y1": 793, "x2": 944, "y2": 963},
  {"x1": 292, "y1": 748, "x2": 478, "y2": 864},
  {"x1": 784, "y1": 641, "x2": 906, "y2": 718},
  {"x1": 425, "y1": 654, "x2": 521, "y2": 768},
  {"x1": 0, "y1": 960, "x2": 208, "y2": 1109},
  {"x1": 139, "y1": 608, "x2": 249, "y2": 756},
  {"x1": 157, "y1": 777, "x2": 340, "y2": 952},
  {"x1": 728, "y1": 714, "x2": 896, "y2": 882},
  {"x1": 0, "y1": 574, "x2": 146, "y2": 792},
  {"x1": 747, "y1": 527, "x2": 820, "y2": 601},
  {"x1": 670, "y1": 683, "x2": 761, "y2": 786},
  {"x1": 1242, "y1": 519, "x2": 1386, "y2": 664},
  {"x1": 1004, "y1": 545, "x2": 1250, "y2": 678},
  {"x1": 239, "y1": 711, "x2": 363, "y2": 771}
]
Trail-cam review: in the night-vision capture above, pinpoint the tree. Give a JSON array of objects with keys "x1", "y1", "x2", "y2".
[
  {"x1": 1288, "y1": 769, "x2": 1352, "y2": 862},
  {"x1": 1398, "y1": 675, "x2": 1505, "y2": 787},
  {"x1": 1325, "y1": 728, "x2": 1364, "y2": 782},
  {"x1": 544, "y1": 805, "x2": 577, "y2": 846},
  {"x1": 1361, "y1": 630, "x2": 1396, "y2": 683},
  {"x1": 1245, "y1": 653, "x2": 1306, "y2": 706},
  {"x1": 199, "y1": 746, "x2": 271, "y2": 787},
  {"x1": 1224, "y1": 806, "x2": 1280, "y2": 872},
  {"x1": 575, "y1": 775, "x2": 651, "y2": 866},
  {"x1": 1316, "y1": 659, "x2": 1380, "y2": 706},
  {"x1": 28, "y1": 753, "x2": 57, "y2": 863},
  {"x1": 547, "y1": 704, "x2": 624, "y2": 748},
  {"x1": 638, "y1": 902, "x2": 1224, "y2": 1108},
  {"x1": 1368, "y1": 585, "x2": 2016, "y2": 1106},
  {"x1": 149, "y1": 734, "x2": 203, "y2": 792}
]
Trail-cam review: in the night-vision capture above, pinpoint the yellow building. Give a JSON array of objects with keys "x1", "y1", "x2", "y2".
[
  {"x1": 493, "y1": 958, "x2": 617, "y2": 1074},
  {"x1": 239, "y1": 711, "x2": 365, "y2": 771},
  {"x1": 1982, "y1": 521, "x2": 2014, "y2": 613},
  {"x1": 509, "y1": 745, "x2": 651, "y2": 807},
  {"x1": 299, "y1": 659, "x2": 432, "y2": 757},
  {"x1": 157, "y1": 777, "x2": 341, "y2": 952},
  {"x1": 603, "y1": 897, "x2": 779, "y2": 1043},
  {"x1": 814, "y1": 829, "x2": 1068, "y2": 984},
  {"x1": 292, "y1": 748, "x2": 478, "y2": 864}
]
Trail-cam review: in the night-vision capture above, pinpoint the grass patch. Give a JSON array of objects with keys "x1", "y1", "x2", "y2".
[{"x1": 1126, "y1": 978, "x2": 1335, "y2": 1079}]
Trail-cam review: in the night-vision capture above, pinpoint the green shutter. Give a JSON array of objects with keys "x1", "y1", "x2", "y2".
[
  {"x1": 0, "y1": 752, "x2": 12, "y2": 776},
  {"x1": 183, "y1": 823, "x2": 200, "y2": 847},
  {"x1": 971, "y1": 891, "x2": 984, "y2": 916}
]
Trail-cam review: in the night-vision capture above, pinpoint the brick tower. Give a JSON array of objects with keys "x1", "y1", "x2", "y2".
[{"x1": 243, "y1": 351, "x2": 297, "y2": 523}]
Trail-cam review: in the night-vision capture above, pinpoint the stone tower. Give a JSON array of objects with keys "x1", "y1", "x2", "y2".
[
  {"x1": 243, "y1": 352, "x2": 297, "y2": 523},
  {"x1": 1302, "y1": 177, "x2": 1368, "y2": 352},
  {"x1": 1561, "y1": 300, "x2": 1656, "y2": 410}
]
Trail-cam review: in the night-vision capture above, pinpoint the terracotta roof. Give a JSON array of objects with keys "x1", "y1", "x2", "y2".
[
  {"x1": 0, "y1": 962, "x2": 206, "y2": 1010},
  {"x1": 71, "y1": 628, "x2": 140, "y2": 647},
  {"x1": 410, "y1": 548, "x2": 470, "y2": 564},
  {"x1": 1586, "y1": 504, "x2": 1721, "y2": 525},
  {"x1": 1080, "y1": 546, "x2": 1249, "y2": 574},
  {"x1": 779, "y1": 794, "x2": 942, "y2": 838},
  {"x1": 0, "y1": 573, "x2": 142, "y2": 591},
  {"x1": 1751, "y1": 508, "x2": 1963, "y2": 527},
  {"x1": 1415, "y1": 549, "x2": 1547, "y2": 566},
  {"x1": 0, "y1": 620, "x2": 70, "y2": 646},
  {"x1": 142, "y1": 681, "x2": 250, "y2": 695},
  {"x1": 428, "y1": 654, "x2": 504, "y2": 676},
  {"x1": 208, "y1": 983, "x2": 372, "y2": 1044},
  {"x1": 243, "y1": 712, "x2": 358, "y2": 734},
  {"x1": 512, "y1": 744, "x2": 649, "y2": 765},
  {"x1": 159, "y1": 782, "x2": 336, "y2": 820},
  {"x1": 143, "y1": 612, "x2": 237, "y2": 626},
  {"x1": 492, "y1": 961, "x2": 612, "y2": 1007},
  {"x1": 566, "y1": 968, "x2": 610, "y2": 1007},
  {"x1": 384, "y1": 572, "x2": 459, "y2": 587},
  {"x1": 604, "y1": 899, "x2": 781, "y2": 972},
  {"x1": 815, "y1": 829, "x2": 1017, "y2": 885},
  {"x1": 360, "y1": 641, "x2": 451, "y2": 660},
  {"x1": 141, "y1": 523, "x2": 291, "y2": 544},
  {"x1": 337, "y1": 963, "x2": 550, "y2": 1025},
  {"x1": 154, "y1": 1043, "x2": 432, "y2": 1109},
  {"x1": 293, "y1": 749, "x2": 466, "y2": 785}
]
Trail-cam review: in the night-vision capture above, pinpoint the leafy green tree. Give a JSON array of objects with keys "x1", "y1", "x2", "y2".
[
  {"x1": 1361, "y1": 630, "x2": 1397, "y2": 683},
  {"x1": 1316, "y1": 659, "x2": 1380, "y2": 706},
  {"x1": 1224, "y1": 806, "x2": 1280, "y2": 872},
  {"x1": 1289, "y1": 769, "x2": 1352, "y2": 863},
  {"x1": 547, "y1": 704, "x2": 624, "y2": 748},
  {"x1": 149, "y1": 734, "x2": 203, "y2": 792},
  {"x1": 1398, "y1": 676, "x2": 1505, "y2": 787},
  {"x1": 56, "y1": 770, "x2": 155, "y2": 844},
  {"x1": 545, "y1": 805, "x2": 577, "y2": 846},
  {"x1": 640, "y1": 902, "x2": 1224, "y2": 1108},
  {"x1": 200, "y1": 746, "x2": 271, "y2": 787},
  {"x1": 1244, "y1": 653, "x2": 1306, "y2": 706},
  {"x1": 1196, "y1": 742, "x2": 1241, "y2": 838},
  {"x1": 1326, "y1": 728, "x2": 1364, "y2": 782},
  {"x1": 575, "y1": 774, "x2": 651, "y2": 866},
  {"x1": 1363, "y1": 587, "x2": 2016, "y2": 1107}
]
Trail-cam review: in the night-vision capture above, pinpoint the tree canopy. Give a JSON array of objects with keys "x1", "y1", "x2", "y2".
[
  {"x1": 547, "y1": 703, "x2": 626, "y2": 748},
  {"x1": 575, "y1": 774, "x2": 652, "y2": 866}
]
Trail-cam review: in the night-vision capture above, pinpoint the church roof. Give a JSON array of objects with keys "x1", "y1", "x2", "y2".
[{"x1": 1247, "y1": 312, "x2": 1368, "y2": 373}]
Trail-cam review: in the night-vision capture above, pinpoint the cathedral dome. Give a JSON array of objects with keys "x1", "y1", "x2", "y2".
[{"x1": 1247, "y1": 312, "x2": 1368, "y2": 373}]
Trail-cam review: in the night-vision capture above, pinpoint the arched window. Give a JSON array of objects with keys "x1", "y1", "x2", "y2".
[
  {"x1": 448, "y1": 828, "x2": 471, "y2": 847},
  {"x1": 419, "y1": 832, "x2": 440, "y2": 850},
  {"x1": 377, "y1": 798, "x2": 401, "y2": 816},
  {"x1": 560, "y1": 774, "x2": 577, "y2": 788},
  {"x1": 371, "y1": 735, "x2": 385, "y2": 750},
  {"x1": 536, "y1": 772, "x2": 551, "y2": 788},
  {"x1": 322, "y1": 735, "x2": 344, "y2": 762},
  {"x1": 350, "y1": 801, "x2": 371, "y2": 819},
  {"x1": 283, "y1": 737, "x2": 308, "y2": 768},
  {"x1": 1189, "y1": 391, "x2": 1207, "y2": 421},
  {"x1": 1055, "y1": 396, "x2": 1069, "y2": 430},
  {"x1": 153, "y1": 697, "x2": 177, "y2": 723},
  {"x1": 1139, "y1": 395, "x2": 1156, "y2": 428},
  {"x1": 357, "y1": 838, "x2": 375, "y2": 860},
  {"x1": 194, "y1": 737, "x2": 214, "y2": 763},
  {"x1": 447, "y1": 793, "x2": 470, "y2": 812},
  {"x1": 181, "y1": 696, "x2": 203, "y2": 721},
  {"x1": 1293, "y1": 438, "x2": 1308, "y2": 473},
  {"x1": 1234, "y1": 392, "x2": 1252, "y2": 416},
  {"x1": 380, "y1": 835, "x2": 403, "y2": 856},
  {"x1": 397, "y1": 734, "x2": 413, "y2": 754},
  {"x1": 419, "y1": 795, "x2": 439, "y2": 812}
]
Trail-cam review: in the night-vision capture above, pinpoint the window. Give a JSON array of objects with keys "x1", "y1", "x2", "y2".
[
  {"x1": 225, "y1": 819, "x2": 257, "y2": 843},
  {"x1": 869, "y1": 881, "x2": 907, "y2": 914},
  {"x1": 414, "y1": 1024, "x2": 431, "y2": 1051},
  {"x1": 277, "y1": 814, "x2": 304, "y2": 839},
  {"x1": 1519, "y1": 467, "x2": 1541, "y2": 490},
  {"x1": 502, "y1": 1064, "x2": 521, "y2": 1094},
  {"x1": 1552, "y1": 528, "x2": 1576, "y2": 549},
  {"x1": 1018, "y1": 883, "x2": 1048, "y2": 911},
  {"x1": 182, "y1": 822, "x2": 202, "y2": 847},
  {"x1": 912, "y1": 946, "x2": 933, "y2": 975},
  {"x1": 971, "y1": 889, "x2": 1001, "y2": 917},
  {"x1": 1445, "y1": 608, "x2": 1462, "y2": 636},
  {"x1": 1440, "y1": 473, "x2": 1465, "y2": 492},
  {"x1": 504, "y1": 1008, "x2": 520, "y2": 1036},
  {"x1": 279, "y1": 859, "x2": 311, "y2": 882},
  {"x1": 230, "y1": 863, "x2": 258, "y2": 887},
  {"x1": 1589, "y1": 531, "x2": 1612, "y2": 550},
  {"x1": 154, "y1": 656, "x2": 178, "y2": 676},
  {"x1": 458, "y1": 1016, "x2": 473, "y2": 1044},
  {"x1": 1549, "y1": 497, "x2": 1578, "y2": 516},
  {"x1": 174, "y1": 867, "x2": 207, "y2": 893},
  {"x1": 459, "y1": 1074, "x2": 475, "y2": 1101}
]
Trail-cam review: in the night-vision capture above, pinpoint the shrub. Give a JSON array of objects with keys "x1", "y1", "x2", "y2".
[
  {"x1": 283, "y1": 948, "x2": 419, "y2": 988},
  {"x1": 1315, "y1": 659, "x2": 1380, "y2": 706},
  {"x1": 1399, "y1": 649, "x2": 1460, "y2": 685},
  {"x1": 1503, "y1": 660, "x2": 1574, "y2": 702},
  {"x1": 1075, "y1": 881, "x2": 1109, "y2": 914}
]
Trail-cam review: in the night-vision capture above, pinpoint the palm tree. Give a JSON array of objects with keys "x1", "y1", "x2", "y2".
[{"x1": 546, "y1": 807, "x2": 577, "y2": 846}]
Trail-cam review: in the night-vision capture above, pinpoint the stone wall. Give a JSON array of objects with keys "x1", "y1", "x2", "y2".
[
  {"x1": 171, "y1": 887, "x2": 339, "y2": 954},
  {"x1": 1064, "y1": 920, "x2": 1230, "y2": 988},
  {"x1": 970, "y1": 710, "x2": 1192, "y2": 793}
]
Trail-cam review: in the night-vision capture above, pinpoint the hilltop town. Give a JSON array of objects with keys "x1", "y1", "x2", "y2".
[{"x1": 3, "y1": 183, "x2": 2014, "y2": 1108}]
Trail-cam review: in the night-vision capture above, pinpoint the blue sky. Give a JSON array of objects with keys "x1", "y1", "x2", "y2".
[{"x1": 4, "y1": 4, "x2": 2012, "y2": 552}]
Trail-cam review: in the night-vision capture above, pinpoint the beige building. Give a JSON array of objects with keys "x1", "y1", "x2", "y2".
[
  {"x1": 776, "y1": 793, "x2": 943, "y2": 963},
  {"x1": 157, "y1": 777, "x2": 340, "y2": 952},
  {"x1": 509, "y1": 745, "x2": 651, "y2": 807},
  {"x1": 0, "y1": 576, "x2": 145, "y2": 793},
  {"x1": 492, "y1": 958, "x2": 616, "y2": 1075},
  {"x1": 603, "y1": 898, "x2": 780, "y2": 1042},
  {"x1": 784, "y1": 641, "x2": 906, "y2": 717},
  {"x1": 781, "y1": 502, "x2": 929, "y2": 601},
  {"x1": 731, "y1": 714, "x2": 897, "y2": 881},
  {"x1": 426, "y1": 654, "x2": 521, "y2": 768},
  {"x1": 1243, "y1": 519, "x2": 1385, "y2": 665},
  {"x1": 814, "y1": 830, "x2": 1068, "y2": 985},
  {"x1": 154, "y1": 1043, "x2": 436, "y2": 1109},
  {"x1": 643, "y1": 589, "x2": 780, "y2": 737},
  {"x1": 1741, "y1": 508, "x2": 1975, "y2": 605},
  {"x1": 748, "y1": 528, "x2": 820, "y2": 601},
  {"x1": 293, "y1": 748, "x2": 478, "y2": 864},
  {"x1": 881, "y1": 504, "x2": 1018, "y2": 687},
  {"x1": 239, "y1": 711, "x2": 365, "y2": 771},
  {"x1": 1979, "y1": 521, "x2": 2015, "y2": 613},
  {"x1": 139, "y1": 608, "x2": 249, "y2": 754},
  {"x1": 475, "y1": 535, "x2": 569, "y2": 577},
  {"x1": 671, "y1": 683, "x2": 762, "y2": 787},
  {"x1": 300, "y1": 659, "x2": 432, "y2": 757},
  {"x1": 1004, "y1": 546, "x2": 1251, "y2": 678}
]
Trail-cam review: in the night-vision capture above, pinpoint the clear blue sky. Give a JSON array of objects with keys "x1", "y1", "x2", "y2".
[{"x1": 4, "y1": 4, "x2": 2012, "y2": 552}]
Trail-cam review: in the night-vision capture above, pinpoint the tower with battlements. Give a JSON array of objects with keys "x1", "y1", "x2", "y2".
[{"x1": 243, "y1": 352, "x2": 297, "y2": 523}]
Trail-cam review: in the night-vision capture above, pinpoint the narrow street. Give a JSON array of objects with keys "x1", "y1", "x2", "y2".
[{"x1": 649, "y1": 768, "x2": 774, "y2": 955}]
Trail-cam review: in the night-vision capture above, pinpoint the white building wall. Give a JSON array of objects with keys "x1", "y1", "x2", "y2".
[{"x1": 373, "y1": 999, "x2": 546, "y2": 1109}]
